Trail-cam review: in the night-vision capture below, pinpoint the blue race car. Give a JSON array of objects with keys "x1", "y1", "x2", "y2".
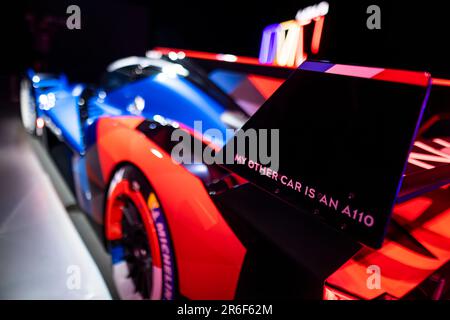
[
  {"x1": 21, "y1": 56, "x2": 248, "y2": 151},
  {"x1": 20, "y1": 49, "x2": 450, "y2": 301},
  {"x1": 19, "y1": 54, "x2": 253, "y2": 300}
]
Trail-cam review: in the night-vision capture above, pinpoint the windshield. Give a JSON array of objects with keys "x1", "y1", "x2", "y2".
[{"x1": 103, "y1": 57, "x2": 245, "y2": 116}]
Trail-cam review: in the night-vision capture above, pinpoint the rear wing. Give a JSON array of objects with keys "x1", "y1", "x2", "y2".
[
  {"x1": 151, "y1": 47, "x2": 450, "y2": 247},
  {"x1": 217, "y1": 61, "x2": 433, "y2": 248}
]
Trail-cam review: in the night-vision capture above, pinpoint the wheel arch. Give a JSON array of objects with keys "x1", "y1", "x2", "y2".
[{"x1": 94, "y1": 116, "x2": 247, "y2": 299}]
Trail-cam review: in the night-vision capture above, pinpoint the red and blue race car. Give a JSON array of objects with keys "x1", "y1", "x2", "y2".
[{"x1": 20, "y1": 47, "x2": 450, "y2": 300}]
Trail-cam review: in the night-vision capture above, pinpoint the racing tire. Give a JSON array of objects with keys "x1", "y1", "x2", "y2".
[
  {"x1": 19, "y1": 77, "x2": 37, "y2": 135},
  {"x1": 105, "y1": 165, "x2": 177, "y2": 300}
]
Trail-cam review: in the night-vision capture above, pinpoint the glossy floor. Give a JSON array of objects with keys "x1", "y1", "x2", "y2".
[{"x1": 0, "y1": 113, "x2": 111, "y2": 299}]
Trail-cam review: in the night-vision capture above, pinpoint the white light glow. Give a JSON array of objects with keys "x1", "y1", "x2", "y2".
[
  {"x1": 145, "y1": 50, "x2": 163, "y2": 59},
  {"x1": 36, "y1": 117, "x2": 45, "y2": 129},
  {"x1": 38, "y1": 94, "x2": 47, "y2": 105},
  {"x1": 161, "y1": 64, "x2": 189, "y2": 78},
  {"x1": 107, "y1": 56, "x2": 173, "y2": 72},
  {"x1": 38, "y1": 93, "x2": 56, "y2": 110},
  {"x1": 134, "y1": 96, "x2": 145, "y2": 112},
  {"x1": 217, "y1": 54, "x2": 238, "y2": 62},
  {"x1": 150, "y1": 148, "x2": 163, "y2": 159},
  {"x1": 98, "y1": 91, "x2": 107, "y2": 100},
  {"x1": 72, "y1": 85, "x2": 84, "y2": 96},
  {"x1": 168, "y1": 51, "x2": 178, "y2": 61},
  {"x1": 296, "y1": 1, "x2": 329, "y2": 24},
  {"x1": 153, "y1": 114, "x2": 167, "y2": 125}
]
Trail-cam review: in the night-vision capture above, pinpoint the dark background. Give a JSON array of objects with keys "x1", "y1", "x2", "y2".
[{"x1": 0, "y1": 0, "x2": 449, "y2": 98}]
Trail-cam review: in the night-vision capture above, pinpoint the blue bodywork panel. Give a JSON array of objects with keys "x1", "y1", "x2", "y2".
[
  {"x1": 30, "y1": 70, "x2": 85, "y2": 153},
  {"x1": 30, "y1": 66, "x2": 235, "y2": 153},
  {"x1": 90, "y1": 74, "x2": 229, "y2": 141},
  {"x1": 28, "y1": 59, "x2": 242, "y2": 218}
]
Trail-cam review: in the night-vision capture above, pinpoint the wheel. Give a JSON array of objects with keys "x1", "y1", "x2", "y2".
[
  {"x1": 105, "y1": 165, "x2": 177, "y2": 300},
  {"x1": 20, "y1": 78, "x2": 37, "y2": 134}
]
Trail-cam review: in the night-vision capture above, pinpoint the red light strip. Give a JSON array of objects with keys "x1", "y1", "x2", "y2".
[
  {"x1": 432, "y1": 77, "x2": 450, "y2": 87},
  {"x1": 372, "y1": 69, "x2": 430, "y2": 87},
  {"x1": 152, "y1": 47, "x2": 450, "y2": 86},
  {"x1": 311, "y1": 16, "x2": 325, "y2": 54},
  {"x1": 153, "y1": 47, "x2": 261, "y2": 66}
]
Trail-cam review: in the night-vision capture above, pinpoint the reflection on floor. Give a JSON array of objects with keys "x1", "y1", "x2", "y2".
[{"x1": 0, "y1": 114, "x2": 111, "y2": 299}]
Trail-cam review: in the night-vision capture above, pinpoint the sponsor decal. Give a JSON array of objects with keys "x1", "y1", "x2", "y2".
[
  {"x1": 234, "y1": 154, "x2": 375, "y2": 228},
  {"x1": 148, "y1": 192, "x2": 175, "y2": 300}
]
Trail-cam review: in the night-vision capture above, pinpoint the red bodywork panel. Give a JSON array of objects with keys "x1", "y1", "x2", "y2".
[
  {"x1": 326, "y1": 184, "x2": 450, "y2": 299},
  {"x1": 97, "y1": 116, "x2": 246, "y2": 299}
]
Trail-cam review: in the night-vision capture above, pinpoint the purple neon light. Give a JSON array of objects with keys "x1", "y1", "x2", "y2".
[
  {"x1": 298, "y1": 61, "x2": 334, "y2": 72},
  {"x1": 259, "y1": 24, "x2": 279, "y2": 64}
]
